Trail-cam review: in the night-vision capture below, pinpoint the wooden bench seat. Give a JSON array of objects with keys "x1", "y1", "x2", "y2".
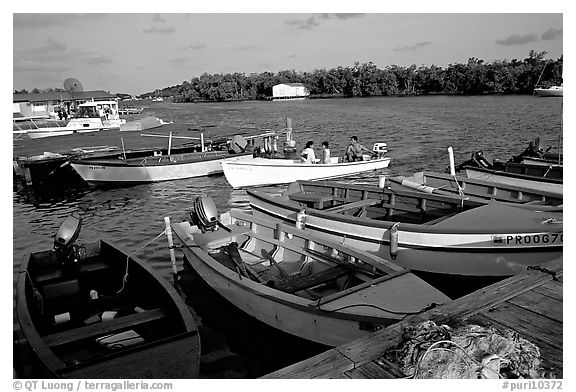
[
  {"x1": 44, "y1": 308, "x2": 166, "y2": 348},
  {"x1": 273, "y1": 265, "x2": 349, "y2": 294},
  {"x1": 289, "y1": 192, "x2": 335, "y2": 209}
]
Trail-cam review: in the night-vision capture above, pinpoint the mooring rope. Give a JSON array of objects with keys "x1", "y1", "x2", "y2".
[{"x1": 116, "y1": 229, "x2": 167, "y2": 294}]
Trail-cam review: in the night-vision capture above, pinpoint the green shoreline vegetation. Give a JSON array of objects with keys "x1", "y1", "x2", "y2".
[{"x1": 15, "y1": 51, "x2": 562, "y2": 102}]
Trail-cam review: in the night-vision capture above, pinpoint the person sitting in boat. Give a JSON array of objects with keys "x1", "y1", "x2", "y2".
[
  {"x1": 320, "y1": 141, "x2": 331, "y2": 164},
  {"x1": 345, "y1": 136, "x2": 373, "y2": 161},
  {"x1": 301, "y1": 140, "x2": 316, "y2": 163}
]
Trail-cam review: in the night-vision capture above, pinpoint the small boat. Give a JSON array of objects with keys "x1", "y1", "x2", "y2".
[
  {"x1": 120, "y1": 116, "x2": 172, "y2": 132},
  {"x1": 390, "y1": 171, "x2": 562, "y2": 207},
  {"x1": 13, "y1": 117, "x2": 68, "y2": 136},
  {"x1": 14, "y1": 216, "x2": 200, "y2": 378},
  {"x1": 222, "y1": 142, "x2": 391, "y2": 188},
  {"x1": 456, "y1": 150, "x2": 562, "y2": 194},
  {"x1": 69, "y1": 134, "x2": 261, "y2": 186},
  {"x1": 171, "y1": 197, "x2": 451, "y2": 347},
  {"x1": 534, "y1": 84, "x2": 563, "y2": 97},
  {"x1": 26, "y1": 101, "x2": 127, "y2": 139},
  {"x1": 247, "y1": 180, "x2": 563, "y2": 279}
]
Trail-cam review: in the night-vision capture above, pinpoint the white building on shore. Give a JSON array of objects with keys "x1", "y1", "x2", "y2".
[{"x1": 272, "y1": 83, "x2": 310, "y2": 101}]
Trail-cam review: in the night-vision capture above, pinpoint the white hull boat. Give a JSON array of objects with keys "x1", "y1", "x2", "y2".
[
  {"x1": 26, "y1": 100, "x2": 126, "y2": 139},
  {"x1": 222, "y1": 156, "x2": 391, "y2": 188},
  {"x1": 534, "y1": 85, "x2": 563, "y2": 97},
  {"x1": 70, "y1": 152, "x2": 253, "y2": 185},
  {"x1": 247, "y1": 180, "x2": 563, "y2": 278},
  {"x1": 171, "y1": 201, "x2": 450, "y2": 347}
]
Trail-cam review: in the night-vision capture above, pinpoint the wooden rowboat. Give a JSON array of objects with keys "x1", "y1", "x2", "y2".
[
  {"x1": 14, "y1": 216, "x2": 200, "y2": 378},
  {"x1": 247, "y1": 180, "x2": 563, "y2": 279},
  {"x1": 171, "y1": 199, "x2": 450, "y2": 347},
  {"x1": 390, "y1": 171, "x2": 562, "y2": 207},
  {"x1": 221, "y1": 156, "x2": 391, "y2": 188}
]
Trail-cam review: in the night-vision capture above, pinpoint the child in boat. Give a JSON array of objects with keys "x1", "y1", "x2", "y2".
[
  {"x1": 301, "y1": 141, "x2": 316, "y2": 163},
  {"x1": 320, "y1": 141, "x2": 331, "y2": 164}
]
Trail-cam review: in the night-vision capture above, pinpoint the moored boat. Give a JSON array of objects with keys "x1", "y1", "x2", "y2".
[
  {"x1": 247, "y1": 180, "x2": 563, "y2": 279},
  {"x1": 171, "y1": 198, "x2": 451, "y2": 347},
  {"x1": 26, "y1": 101, "x2": 126, "y2": 139},
  {"x1": 222, "y1": 143, "x2": 391, "y2": 188},
  {"x1": 69, "y1": 133, "x2": 273, "y2": 186},
  {"x1": 14, "y1": 216, "x2": 200, "y2": 378},
  {"x1": 534, "y1": 85, "x2": 563, "y2": 97},
  {"x1": 390, "y1": 171, "x2": 562, "y2": 207},
  {"x1": 455, "y1": 150, "x2": 562, "y2": 194}
]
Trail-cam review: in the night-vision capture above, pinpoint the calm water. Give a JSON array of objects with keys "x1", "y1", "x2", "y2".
[{"x1": 12, "y1": 95, "x2": 563, "y2": 378}]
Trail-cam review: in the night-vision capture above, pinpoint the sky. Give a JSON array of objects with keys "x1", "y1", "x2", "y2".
[{"x1": 11, "y1": 5, "x2": 566, "y2": 96}]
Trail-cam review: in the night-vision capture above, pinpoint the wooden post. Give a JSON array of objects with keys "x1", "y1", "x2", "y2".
[
  {"x1": 164, "y1": 217, "x2": 178, "y2": 281},
  {"x1": 200, "y1": 133, "x2": 205, "y2": 152},
  {"x1": 448, "y1": 146, "x2": 456, "y2": 176},
  {"x1": 121, "y1": 138, "x2": 127, "y2": 160},
  {"x1": 168, "y1": 132, "x2": 172, "y2": 156}
]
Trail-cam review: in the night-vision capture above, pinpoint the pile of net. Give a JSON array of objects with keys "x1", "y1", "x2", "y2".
[{"x1": 384, "y1": 320, "x2": 551, "y2": 379}]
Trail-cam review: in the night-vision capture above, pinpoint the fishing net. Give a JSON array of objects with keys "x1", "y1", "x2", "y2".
[{"x1": 384, "y1": 320, "x2": 551, "y2": 379}]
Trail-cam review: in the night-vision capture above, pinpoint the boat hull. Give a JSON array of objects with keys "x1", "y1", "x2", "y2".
[
  {"x1": 534, "y1": 86, "x2": 563, "y2": 97},
  {"x1": 15, "y1": 240, "x2": 200, "y2": 378},
  {"x1": 465, "y1": 167, "x2": 563, "y2": 194},
  {"x1": 248, "y1": 189, "x2": 563, "y2": 278},
  {"x1": 71, "y1": 153, "x2": 252, "y2": 184},
  {"x1": 222, "y1": 157, "x2": 391, "y2": 188},
  {"x1": 173, "y1": 216, "x2": 450, "y2": 347}
]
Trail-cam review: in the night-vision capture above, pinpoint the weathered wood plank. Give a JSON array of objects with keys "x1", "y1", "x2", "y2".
[
  {"x1": 507, "y1": 290, "x2": 562, "y2": 322},
  {"x1": 261, "y1": 348, "x2": 354, "y2": 379},
  {"x1": 324, "y1": 198, "x2": 380, "y2": 213},
  {"x1": 480, "y1": 302, "x2": 562, "y2": 349},
  {"x1": 45, "y1": 308, "x2": 165, "y2": 347},
  {"x1": 532, "y1": 280, "x2": 563, "y2": 301},
  {"x1": 342, "y1": 361, "x2": 399, "y2": 379}
]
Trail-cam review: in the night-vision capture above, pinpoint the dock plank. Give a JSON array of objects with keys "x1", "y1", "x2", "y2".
[
  {"x1": 479, "y1": 301, "x2": 562, "y2": 349},
  {"x1": 507, "y1": 290, "x2": 562, "y2": 322},
  {"x1": 532, "y1": 280, "x2": 562, "y2": 301},
  {"x1": 261, "y1": 348, "x2": 354, "y2": 379}
]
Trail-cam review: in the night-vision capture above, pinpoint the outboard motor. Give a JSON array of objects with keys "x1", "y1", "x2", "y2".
[
  {"x1": 54, "y1": 215, "x2": 82, "y2": 263},
  {"x1": 373, "y1": 142, "x2": 388, "y2": 158},
  {"x1": 471, "y1": 151, "x2": 493, "y2": 169},
  {"x1": 187, "y1": 196, "x2": 219, "y2": 233}
]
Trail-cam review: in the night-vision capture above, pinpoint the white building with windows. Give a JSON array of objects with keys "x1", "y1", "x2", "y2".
[{"x1": 272, "y1": 83, "x2": 310, "y2": 101}]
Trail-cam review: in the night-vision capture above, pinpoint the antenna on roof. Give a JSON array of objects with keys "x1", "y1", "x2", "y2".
[{"x1": 63, "y1": 77, "x2": 84, "y2": 93}]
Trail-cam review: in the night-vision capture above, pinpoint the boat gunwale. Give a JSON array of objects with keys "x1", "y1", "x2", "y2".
[{"x1": 221, "y1": 156, "x2": 391, "y2": 169}]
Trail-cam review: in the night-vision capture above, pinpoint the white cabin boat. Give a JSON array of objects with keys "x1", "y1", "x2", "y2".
[
  {"x1": 534, "y1": 85, "x2": 563, "y2": 97},
  {"x1": 26, "y1": 101, "x2": 126, "y2": 139}
]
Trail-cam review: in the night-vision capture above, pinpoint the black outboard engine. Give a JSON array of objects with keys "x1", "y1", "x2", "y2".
[
  {"x1": 54, "y1": 215, "x2": 83, "y2": 263},
  {"x1": 187, "y1": 196, "x2": 219, "y2": 233},
  {"x1": 471, "y1": 151, "x2": 493, "y2": 169}
]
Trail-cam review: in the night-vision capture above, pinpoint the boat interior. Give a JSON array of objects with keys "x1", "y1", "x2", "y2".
[
  {"x1": 178, "y1": 205, "x2": 410, "y2": 303},
  {"x1": 283, "y1": 180, "x2": 486, "y2": 226},
  {"x1": 20, "y1": 240, "x2": 188, "y2": 370}
]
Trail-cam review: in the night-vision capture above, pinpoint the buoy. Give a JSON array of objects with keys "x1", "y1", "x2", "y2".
[
  {"x1": 296, "y1": 208, "x2": 306, "y2": 229},
  {"x1": 390, "y1": 223, "x2": 400, "y2": 259}
]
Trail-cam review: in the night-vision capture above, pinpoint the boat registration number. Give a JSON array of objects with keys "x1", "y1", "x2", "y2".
[
  {"x1": 89, "y1": 166, "x2": 106, "y2": 170},
  {"x1": 491, "y1": 233, "x2": 563, "y2": 246}
]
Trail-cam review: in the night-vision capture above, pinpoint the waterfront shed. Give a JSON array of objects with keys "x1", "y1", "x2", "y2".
[{"x1": 272, "y1": 83, "x2": 310, "y2": 100}]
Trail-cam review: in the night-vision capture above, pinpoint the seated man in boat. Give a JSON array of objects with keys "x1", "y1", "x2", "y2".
[
  {"x1": 301, "y1": 140, "x2": 316, "y2": 163},
  {"x1": 320, "y1": 141, "x2": 331, "y2": 164},
  {"x1": 345, "y1": 136, "x2": 373, "y2": 161}
]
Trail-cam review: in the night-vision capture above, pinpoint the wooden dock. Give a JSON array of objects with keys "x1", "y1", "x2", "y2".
[{"x1": 262, "y1": 257, "x2": 562, "y2": 379}]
